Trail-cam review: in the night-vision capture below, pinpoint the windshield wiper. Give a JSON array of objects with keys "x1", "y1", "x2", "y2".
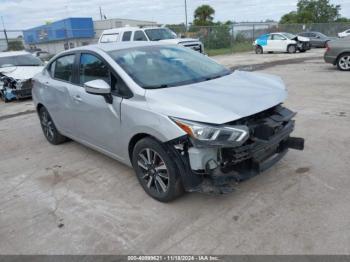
[
  {"x1": 144, "y1": 84, "x2": 169, "y2": 89},
  {"x1": 17, "y1": 64, "x2": 41, "y2": 66}
]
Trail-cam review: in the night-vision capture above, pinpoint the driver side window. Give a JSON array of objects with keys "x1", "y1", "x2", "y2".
[
  {"x1": 272, "y1": 34, "x2": 286, "y2": 40},
  {"x1": 79, "y1": 53, "x2": 110, "y2": 85}
]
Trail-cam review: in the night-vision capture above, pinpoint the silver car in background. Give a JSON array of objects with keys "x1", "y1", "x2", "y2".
[
  {"x1": 32, "y1": 42, "x2": 304, "y2": 202},
  {"x1": 324, "y1": 37, "x2": 350, "y2": 71}
]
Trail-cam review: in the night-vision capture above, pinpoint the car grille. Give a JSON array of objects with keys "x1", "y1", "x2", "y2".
[{"x1": 180, "y1": 42, "x2": 202, "y2": 53}]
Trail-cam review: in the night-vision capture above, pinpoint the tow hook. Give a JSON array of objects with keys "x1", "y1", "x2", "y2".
[{"x1": 286, "y1": 137, "x2": 305, "y2": 151}]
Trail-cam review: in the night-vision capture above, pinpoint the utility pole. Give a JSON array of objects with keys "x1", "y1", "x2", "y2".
[
  {"x1": 1, "y1": 16, "x2": 9, "y2": 47},
  {"x1": 99, "y1": 6, "x2": 103, "y2": 20},
  {"x1": 184, "y1": 0, "x2": 188, "y2": 32}
]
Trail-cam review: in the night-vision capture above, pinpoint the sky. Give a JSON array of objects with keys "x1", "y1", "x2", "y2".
[{"x1": 1, "y1": 0, "x2": 350, "y2": 30}]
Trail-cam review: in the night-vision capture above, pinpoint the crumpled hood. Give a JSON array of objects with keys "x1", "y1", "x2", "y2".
[
  {"x1": 294, "y1": 36, "x2": 310, "y2": 42},
  {"x1": 160, "y1": 38, "x2": 201, "y2": 44},
  {"x1": 145, "y1": 71, "x2": 287, "y2": 124},
  {"x1": 0, "y1": 66, "x2": 44, "y2": 80}
]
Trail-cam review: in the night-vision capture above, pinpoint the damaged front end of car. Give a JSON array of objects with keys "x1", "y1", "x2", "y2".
[
  {"x1": 293, "y1": 36, "x2": 311, "y2": 52},
  {"x1": 166, "y1": 105, "x2": 305, "y2": 194},
  {"x1": 0, "y1": 75, "x2": 34, "y2": 102}
]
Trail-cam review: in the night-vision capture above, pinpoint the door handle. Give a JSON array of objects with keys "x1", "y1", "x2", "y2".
[{"x1": 73, "y1": 95, "x2": 82, "y2": 102}]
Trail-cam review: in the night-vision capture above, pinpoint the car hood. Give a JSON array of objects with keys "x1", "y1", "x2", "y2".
[
  {"x1": 294, "y1": 36, "x2": 310, "y2": 42},
  {"x1": 145, "y1": 71, "x2": 287, "y2": 124},
  {"x1": 159, "y1": 38, "x2": 201, "y2": 44},
  {"x1": 0, "y1": 66, "x2": 44, "y2": 80}
]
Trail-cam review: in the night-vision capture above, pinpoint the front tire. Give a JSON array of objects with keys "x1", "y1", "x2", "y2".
[
  {"x1": 132, "y1": 137, "x2": 184, "y2": 202},
  {"x1": 287, "y1": 45, "x2": 297, "y2": 54},
  {"x1": 39, "y1": 107, "x2": 67, "y2": 145},
  {"x1": 337, "y1": 53, "x2": 350, "y2": 71}
]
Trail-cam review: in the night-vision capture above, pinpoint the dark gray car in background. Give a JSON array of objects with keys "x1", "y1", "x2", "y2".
[
  {"x1": 324, "y1": 37, "x2": 350, "y2": 71},
  {"x1": 298, "y1": 32, "x2": 336, "y2": 48}
]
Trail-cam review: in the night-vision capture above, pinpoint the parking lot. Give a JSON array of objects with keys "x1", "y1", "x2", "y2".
[{"x1": 1, "y1": 48, "x2": 349, "y2": 255}]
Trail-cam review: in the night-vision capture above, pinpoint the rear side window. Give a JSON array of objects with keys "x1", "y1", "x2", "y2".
[
  {"x1": 133, "y1": 31, "x2": 147, "y2": 41},
  {"x1": 79, "y1": 53, "x2": 110, "y2": 85},
  {"x1": 122, "y1": 31, "x2": 132, "y2": 41},
  {"x1": 53, "y1": 55, "x2": 75, "y2": 82},
  {"x1": 100, "y1": 33, "x2": 119, "y2": 43}
]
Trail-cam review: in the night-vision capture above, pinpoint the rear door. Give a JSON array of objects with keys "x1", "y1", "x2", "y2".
[
  {"x1": 43, "y1": 54, "x2": 76, "y2": 133},
  {"x1": 68, "y1": 52, "x2": 124, "y2": 156}
]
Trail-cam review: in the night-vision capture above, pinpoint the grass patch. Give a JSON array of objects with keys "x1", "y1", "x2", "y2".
[{"x1": 207, "y1": 41, "x2": 254, "y2": 56}]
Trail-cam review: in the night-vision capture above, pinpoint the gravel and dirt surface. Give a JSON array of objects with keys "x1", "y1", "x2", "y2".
[{"x1": 0, "y1": 48, "x2": 349, "y2": 255}]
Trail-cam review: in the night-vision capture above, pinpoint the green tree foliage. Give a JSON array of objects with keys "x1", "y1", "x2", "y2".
[
  {"x1": 203, "y1": 24, "x2": 231, "y2": 49},
  {"x1": 194, "y1": 5, "x2": 215, "y2": 26},
  {"x1": 7, "y1": 40, "x2": 24, "y2": 51},
  {"x1": 280, "y1": 0, "x2": 344, "y2": 24}
]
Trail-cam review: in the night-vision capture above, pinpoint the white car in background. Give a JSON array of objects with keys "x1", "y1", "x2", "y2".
[
  {"x1": 0, "y1": 51, "x2": 44, "y2": 102},
  {"x1": 338, "y1": 29, "x2": 350, "y2": 38},
  {"x1": 254, "y1": 32, "x2": 311, "y2": 54},
  {"x1": 98, "y1": 26, "x2": 204, "y2": 53}
]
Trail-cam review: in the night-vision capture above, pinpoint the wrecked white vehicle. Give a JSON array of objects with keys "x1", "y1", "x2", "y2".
[
  {"x1": 254, "y1": 32, "x2": 311, "y2": 54},
  {"x1": 33, "y1": 43, "x2": 304, "y2": 202},
  {"x1": 0, "y1": 51, "x2": 44, "y2": 102}
]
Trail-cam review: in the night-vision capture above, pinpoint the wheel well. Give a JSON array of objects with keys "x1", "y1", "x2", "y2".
[
  {"x1": 36, "y1": 103, "x2": 44, "y2": 112},
  {"x1": 336, "y1": 52, "x2": 350, "y2": 63},
  {"x1": 128, "y1": 133, "x2": 151, "y2": 162}
]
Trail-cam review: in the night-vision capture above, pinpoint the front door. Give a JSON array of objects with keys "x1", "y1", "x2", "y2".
[
  {"x1": 269, "y1": 34, "x2": 288, "y2": 52},
  {"x1": 67, "y1": 53, "x2": 124, "y2": 158}
]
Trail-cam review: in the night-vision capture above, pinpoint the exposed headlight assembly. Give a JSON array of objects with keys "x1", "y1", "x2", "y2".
[{"x1": 171, "y1": 117, "x2": 249, "y2": 147}]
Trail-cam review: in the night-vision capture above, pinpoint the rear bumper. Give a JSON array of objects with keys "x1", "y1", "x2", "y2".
[{"x1": 324, "y1": 53, "x2": 337, "y2": 65}]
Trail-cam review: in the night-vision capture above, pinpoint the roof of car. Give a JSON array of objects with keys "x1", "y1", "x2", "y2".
[
  {"x1": 0, "y1": 51, "x2": 30, "y2": 58},
  {"x1": 101, "y1": 26, "x2": 163, "y2": 34},
  {"x1": 63, "y1": 42, "x2": 171, "y2": 54}
]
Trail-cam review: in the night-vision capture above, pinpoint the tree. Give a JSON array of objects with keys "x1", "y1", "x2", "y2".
[
  {"x1": 194, "y1": 5, "x2": 215, "y2": 26},
  {"x1": 280, "y1": 11, "x2": 299, "y2": 24},
  {"x1": 280, "y1": 0, "x2": 343, "y2": 24},
  {"x1": 7, "y1": 40, "x2": 24, "y2": 51}
]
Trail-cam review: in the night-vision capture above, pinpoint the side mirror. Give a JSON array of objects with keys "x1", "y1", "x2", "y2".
[{"x1": 84, "y1": 79, "x2": 111, "y2": 95}]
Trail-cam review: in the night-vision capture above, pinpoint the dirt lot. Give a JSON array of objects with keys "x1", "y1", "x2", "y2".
[{"x1": 1, "y1": 49, "x2": 349, "y2": 255}]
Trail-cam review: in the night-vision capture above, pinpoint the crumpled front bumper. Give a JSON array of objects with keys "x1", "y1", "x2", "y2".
[{"x1": 167, "y1": 105, "x2": 305, "y2": 194}]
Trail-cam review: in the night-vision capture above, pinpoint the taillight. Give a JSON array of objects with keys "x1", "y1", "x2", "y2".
[{"x1": 325, "y1": 43, "x2": 330, "y2": 52}]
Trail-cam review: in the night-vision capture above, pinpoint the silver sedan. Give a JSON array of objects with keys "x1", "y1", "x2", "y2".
[{"x1": 33, "y1": 42, "x2": 304, "y2": 202}]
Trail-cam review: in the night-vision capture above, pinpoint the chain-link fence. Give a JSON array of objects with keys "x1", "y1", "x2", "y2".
[{"x1": 1, "y1": 22, "x2": 349, "y2": 56}]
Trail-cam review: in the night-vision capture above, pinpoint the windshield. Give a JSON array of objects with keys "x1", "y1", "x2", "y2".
[
  {"x1": 0, "y1": 54, "x2": 43, "y2": 68},
  {"x1": 282, "y1": 33, "x2": 296, "y2": 39},
  {"x1": 144, "y1": 28, "x2": 177, "y2": 41},
  {"x1": 109, "y1": 45, "x2": 231, "y2": 89}
]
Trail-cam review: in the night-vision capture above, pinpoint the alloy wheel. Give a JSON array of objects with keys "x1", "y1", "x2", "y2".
[
  {"x1": 338, "y1": 55, "x2": 350, "y2": 70},
  {"x1": 137, "y1": 148, "x2": 169, "y2": 194},
  {"x1": 40, "y1": 110, "x2": 55, "y2": 141}
]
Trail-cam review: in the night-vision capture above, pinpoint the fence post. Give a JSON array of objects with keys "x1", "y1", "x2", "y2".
[
  {"x1": 231, "y1": 24, "x2": 234, "y2": 54},
  {"x1": 252, "y1": 24, "x2": 255, "y2": 44}
]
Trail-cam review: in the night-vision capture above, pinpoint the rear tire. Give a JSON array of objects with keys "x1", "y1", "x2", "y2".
[
  {"x1": 255, "y1": 46, "x2": 263, "y2": 54},
  {"x1": 39, "y1": 106, "x2": 67, "y2": 145},
  {"x1": 132, "y1": 137, "x2": 184, "y2": 202},
  {"x1": 336, "y1": 53, "x2": 350, "y2": 71},
  {"x1": 287, "y1": 45, "x2": 297, "y2": 54}
]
